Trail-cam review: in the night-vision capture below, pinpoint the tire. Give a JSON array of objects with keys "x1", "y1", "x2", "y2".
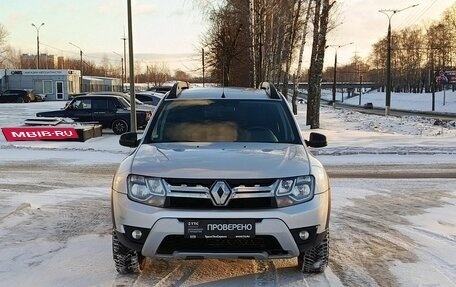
[
  {"x1": 112, "y1": 119, "x2": 129, "y2": 135},
  {"x1": 297, "y1": 231, "x2": 329, "y2": 273},
  {"x1": 112, "y1": 230, "x2": 145, "y2": 274},
  {"x1": 16, "y1": 97, "x2": 25, "y2": 103}
]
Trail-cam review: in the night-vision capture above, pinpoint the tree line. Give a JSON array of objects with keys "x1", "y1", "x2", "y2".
[
  {"x1": 2, "y1": 2, "x2": 455, "y2": 128},
  {"x1": 321, "y1": 3, "x2": 456, "y2": 94},
  {"x1": 199, "y1": 0, "x2": 333, "y2": 128}
]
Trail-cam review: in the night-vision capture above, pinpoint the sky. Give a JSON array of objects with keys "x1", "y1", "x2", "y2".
[{"x1": 0, "y1": 0, "x2": 454, "y2": 73}]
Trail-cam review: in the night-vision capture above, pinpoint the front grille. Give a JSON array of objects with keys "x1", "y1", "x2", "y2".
[
  {"x1": 156, "y1": 235, "x2": 286, "y2": 256},
  {"x1": 162, "y1": 178, "x2": 278, "y2": 209},
  {"x1": 166, "y1": 197, "x2": 277, "y2": 209}
]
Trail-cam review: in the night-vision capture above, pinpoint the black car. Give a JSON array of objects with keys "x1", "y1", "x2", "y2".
[
  {"x1": 36, "y1": 94, "x2": 152, "y2": 135},
  {"x1": 135, "y1": 92, "x2": 163, "y2": 106},
  {"x1": 0, "y1": 89, "x2": 36, "y2": 103}
]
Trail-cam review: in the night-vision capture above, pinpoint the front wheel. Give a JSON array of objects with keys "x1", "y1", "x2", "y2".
[
  {"x1": 112, "y1": 119, "x2": 129, "y2": 135},
  {"x1": 112, "y1": 230, "x2": 145, "y2": 274},
  {"x1": 16, "y1": 97, "x2": 25, "y2": 103},
  {"x1": 297, "y1": 231, "x2": 329, "y2": 273}
]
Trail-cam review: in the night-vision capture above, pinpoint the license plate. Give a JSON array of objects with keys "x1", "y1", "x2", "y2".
[{"x1": 184, "y1": 219, "x2": 255, "y2": 239}]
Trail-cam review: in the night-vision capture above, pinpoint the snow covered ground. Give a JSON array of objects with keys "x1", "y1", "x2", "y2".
[{"x1": 0, "y1": 91, "x2": 455, "y2": 286}]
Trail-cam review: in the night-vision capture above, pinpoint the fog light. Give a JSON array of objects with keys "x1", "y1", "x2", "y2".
[
  {"x1": 299, "y1": 230, "x2": 309, "y2": 240},
  {"x1": 131, "y1": 230, "x2": 142, "y2": 239}
]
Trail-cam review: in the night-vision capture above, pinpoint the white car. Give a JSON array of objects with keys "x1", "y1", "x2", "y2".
[{"x1": 111, "y1": 82, "x2": 331, "y2": 274}]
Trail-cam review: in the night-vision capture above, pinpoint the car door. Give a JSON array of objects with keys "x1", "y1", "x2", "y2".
[
  {"x1": 0, "y1": 91, "x2": 19, "y2": 103},
  {"x1": 91, "y1": 98, "x2": 115, "y2": 127},
  {"x1": 68, "y1": 98, "x2": 93, "y2": 122}
]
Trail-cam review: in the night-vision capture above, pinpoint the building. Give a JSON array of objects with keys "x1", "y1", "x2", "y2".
[
  {"x1": 0, "y1": 69, "x2": 122, "y2": 100},
  {"x1": 0, "y1": 69, "x2": 80, "y2": 100},
  {"x1": 20, "y1": 53, "x2": 59, "y2": 69},
  {"x1": 83, "y1": 76, "x2": 122, "y2": 93}
]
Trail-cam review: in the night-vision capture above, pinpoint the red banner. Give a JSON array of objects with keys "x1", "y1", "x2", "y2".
[{"x1": 1, "y1": 127, "x2": 79, "y2": 141}]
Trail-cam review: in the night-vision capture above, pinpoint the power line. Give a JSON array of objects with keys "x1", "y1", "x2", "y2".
[
  {"x1": 39, "y1": 42, "x2": 122, "y2": 63},
  {"x1": 396, "y1": 0, "x2": 438, "y2": 30}
]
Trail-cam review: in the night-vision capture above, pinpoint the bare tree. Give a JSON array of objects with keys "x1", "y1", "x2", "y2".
[
  {"x1": 307, "y1": 0, "x2": 334, "y2": 129},
  {"x1": 292, "y1": 0, "x2": 312, "y2": 114},
  {"x1": 202, "y1": 1, "x2": 248, "y2": 86}
]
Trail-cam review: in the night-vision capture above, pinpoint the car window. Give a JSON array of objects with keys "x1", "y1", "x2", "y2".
[
  {"x1": 151, "y1": 95, "x2": 162, "y2": 105},
  {"x1": 70, "y1": 99, "x2": 92, "y2": 110},
  {"x1": 136, "y1": 94, "x2": 148, "y2": 102},
  {"x1": 107, "y1": 98, "x2": 122, "y2": 109},
  {"x1": 92, "y1": 99, "x2": 108, "y2": 111},
  {"x1": 148, "y1": 99, "x2": 300, "y2": 143}
]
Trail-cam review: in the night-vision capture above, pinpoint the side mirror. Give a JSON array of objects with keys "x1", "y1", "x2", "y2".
[
  {"x1": 119, "y1": 132, "x2": 140, "y2": 148},
  {"x1": 305, "y1": 132, "x2": 327, "y2": 148}
]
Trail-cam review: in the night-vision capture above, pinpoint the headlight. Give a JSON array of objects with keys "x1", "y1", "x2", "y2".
[
  {"x1": 127, "y1": 175, "x2": 166, "y2": 207},
  {"x1": 275, "y1": 176, "x2": 314, "y2": 207}
]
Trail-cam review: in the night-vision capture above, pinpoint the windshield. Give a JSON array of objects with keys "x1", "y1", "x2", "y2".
[{"x1": 146, "y1": 99, "x2": 301, "y2": 144}]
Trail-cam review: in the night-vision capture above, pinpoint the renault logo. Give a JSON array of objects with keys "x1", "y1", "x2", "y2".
[{"x1": 209, "y1": 181, "x2": 232, "y2": 206}]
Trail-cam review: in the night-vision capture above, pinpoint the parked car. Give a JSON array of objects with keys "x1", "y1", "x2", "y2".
[
  {"x1": 35, "y1": 93, "x2": 47, "y2": 102},
  {"x1": 135, "y1": 91, "x2": 164, "y2": 106},
  {"x1": 36, "y1": 94, "x2": 152, "y2": 135},
  {"x1": 0, "y1": 89, "x2": 36, "y2": 103},
  {"x1": 146, "y1": 85, "x2": 172, "y2": 94},
  {"x1": 111, "y1": 82, "x2": 330, "y2": 274},
  {"x1": 70, "y1": 91, "x2": 154, "y2": 111}
]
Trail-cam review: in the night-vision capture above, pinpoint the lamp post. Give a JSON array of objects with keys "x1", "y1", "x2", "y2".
[
  {"x1": 379, "y1": 4, "x2": 418, "y2": 115},
  {"x1": 121, "y1": 33, "x2": 127, "y2": 91},
  {"x1": 127, "y1": 0, "x2": 137, "y2": 132},
  {"x1": 69, "y1": 42, "x2": 83, "y2": 92},
  {"x1": 328, "y1": 42, "x2": 353, "y2": 106},
  {"x1": 113, "y1": 52, "x2": 124, "y2": 92},
  {"x1": 31, "y1": 23, "x2": 45, "y2": 69}
]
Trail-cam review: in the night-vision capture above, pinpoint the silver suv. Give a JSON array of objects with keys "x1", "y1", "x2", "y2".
[{"x1": 111, "y1": 82, "x2": 331, "y2": 274}]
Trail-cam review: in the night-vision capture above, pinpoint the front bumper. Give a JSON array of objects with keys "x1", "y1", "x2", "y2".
[{"x1": 112, "y1": 190, "x2": 330, "y2": 259}]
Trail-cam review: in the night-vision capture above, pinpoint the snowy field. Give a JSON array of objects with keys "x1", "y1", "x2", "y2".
[{"x1": 0, "y1": 91, "x2": 455, "y2": 286}]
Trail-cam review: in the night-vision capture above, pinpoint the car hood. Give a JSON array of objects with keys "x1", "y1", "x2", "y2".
[
  {"x1": 36, "y1": 109, "x2": 66, "y2": 117},
  {"x1": 130, "y1": 142, "x2": 311, "y2": 179}
]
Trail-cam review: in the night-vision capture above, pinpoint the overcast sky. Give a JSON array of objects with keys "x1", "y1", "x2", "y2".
[{"x1": 0, "y1": 0, "x2": 454, "y2": 71}]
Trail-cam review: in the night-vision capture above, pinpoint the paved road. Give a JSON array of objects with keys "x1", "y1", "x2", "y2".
[
  {"x1": 1, "y1": 160, "x2": 455, "y2": 286},
  {"x1": 332, "y1": 102, "x2": 456, "y2": 121},
  {"x1": 326, "y1": 163, "x2": 456, "y2": 179}
]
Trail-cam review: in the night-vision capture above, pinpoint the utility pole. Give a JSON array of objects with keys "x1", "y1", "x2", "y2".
[
  {"x1": 147, "y1": 65, "x2": 150, "y2": 89},
  {"x1": 202, "y1": 48, "x2": 205, "y2": 87},
  {"x1": 127, "y1": 0, "x2": 137, "y2": 132},
  {"x1": 431, "y1": 49, "x2": 435, "y2": 111},
  {"x1": 248, "y1": 0, "x2": 256, "y2": 88},
  {"x1": 359, "y1": 74, "x2": 363, "y2": 106},
  {"x1": 121, "y1": 30, "x2": 127, "y2": 91},
  {"x1": 31, "y1": 23, "x2": 45, "y2": 69},
  {"x1": 113, "y1": 52, "x2": 124, "y2": 92},
  {"x1": 327, "y1": 42, "x2": 354, "y2": 106},
  {"x1": 379, "y1": 4, "x2": 418, "y2": 116},
  {"x1": 69, "y1": 42, "x2": 83, "y2": 93}
]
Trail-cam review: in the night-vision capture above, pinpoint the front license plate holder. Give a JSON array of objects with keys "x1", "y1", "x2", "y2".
[{"x1": 184, "y1": 219, "x2": 255, "y2": 239}]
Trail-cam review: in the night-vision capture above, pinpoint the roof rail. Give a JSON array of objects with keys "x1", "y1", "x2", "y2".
[
  {"x1": 166, "y1": 81, "x2": 189, "y2": 99},
  {"x1": 258, "y1": 82, "x2": 281, "y2": 99}
]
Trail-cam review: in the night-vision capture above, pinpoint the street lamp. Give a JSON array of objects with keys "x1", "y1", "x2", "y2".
[
  {"x1": 328, "y1": 42, "x2": 353, "y2": 106},
  {"x1": 121, "y1": 33, "x2": 127, "y2": 91},
  {"x1": 69, "y1": 42, "x2": 83, "y2": 92},
  {"x1": 31, "y1": 23, "x2": 45, "y2": 69},
  {"x1": 379, "y1": 4, "x2": 418, "y2": 115},
  {"x1": 113, "y1": 52, "x2": 124, "y2": 92}
]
